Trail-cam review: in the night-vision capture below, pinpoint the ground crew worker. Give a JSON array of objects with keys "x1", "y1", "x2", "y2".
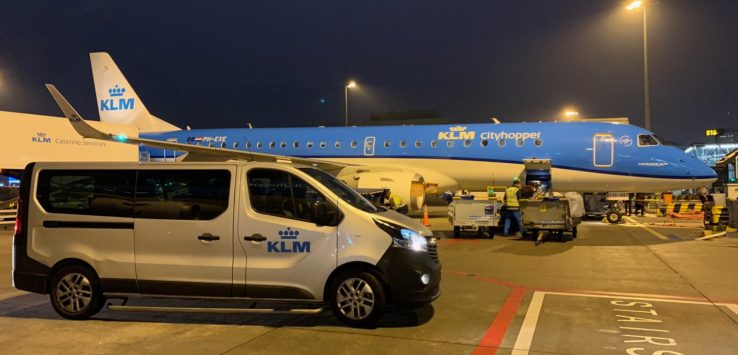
[
  {"x1": 389, "y1": 192, "x2": 409, "y2": 214},
  {"x1": 503, "y1": 177, "x2": 525, "y2": 236}
]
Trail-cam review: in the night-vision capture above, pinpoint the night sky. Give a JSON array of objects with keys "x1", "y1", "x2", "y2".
[{"x1": 1, "y1": 0, "x2": 736, "y2": 146}]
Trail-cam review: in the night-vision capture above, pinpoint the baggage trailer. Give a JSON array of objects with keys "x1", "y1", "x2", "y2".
[
  {"x1": 520, "y1": 198, "x2": 580, "y2": 245},
  {"x1": 448, "y1": 200, "x2": 498, "y2": 238}
]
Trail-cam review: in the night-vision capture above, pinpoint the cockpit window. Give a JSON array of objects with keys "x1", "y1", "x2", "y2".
[{"x1": 638, "y1": 134, "x2": 659, "y2": 147}]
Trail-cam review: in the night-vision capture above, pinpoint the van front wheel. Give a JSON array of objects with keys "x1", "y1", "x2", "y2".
[
  {"x1": 329, "y1": 270, "x2": 386, "y2": 327},
  {"x1": 49, "y1": 264, "x2": 104, "y2": 320}
]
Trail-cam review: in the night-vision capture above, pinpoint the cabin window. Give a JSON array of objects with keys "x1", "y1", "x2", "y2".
[
  {"x1": 638, "y1": 134, "x2": 659, "y2": 146},
  {"x1": 516, "y1": 138, "x2": 524, "y2": 147},
  {"x1": 269, "y1": 141, "x2": 276, "y2": 149},
  {"x1": 415, "y1": 140, "x2": 422, "y2": 148},
  {"x1": 306, "y1": 141, "x2": 314, "y2": 149},
  {"x1": 245, "y1": 141, "x2": 252, "y2": 149},
  {"x1": 384, "y1": 140, "x2": 391, "y2": 148},
  {"x1": 320, "y1": 141, "x2": 327, "y2": 148},
  {"x1": 534, "y1": 138, "x2": 542, "y2": 147},
  {"x1": 350, "y1": 140, "x2": 358, "y2": 148},
  {"x1": 431, "y1": 140, "x2": 438, "y2": 148},
  {"x1": 399, "y1": 140, "x2": 407, "y2": 148},
  {"x1": 335, "y1": 141, "x2": 342, "y2": 148},
  {"x1": 220, "y1": 142, "x2": 226, "y2": 148},
  {"x1": 464, "y1": 139, "x2": 472, "y2": 147},
  {"x1": 256, "y1": 142, "x2": 263, "y2": 149},
  {"x1": 233, "y1": 141, "x2": 240, "y2": 148},
  {"x1": 481, "y1": 139, "x2": 488, "y2": 147},
  {"x1": 498, "y1": 139, "x2": 506, "y2": 147},
  {"x1": 447, "y1": 140, "x2": 455, "y2": 148},
  {"x1": 280, "y1": 141, "x2": 287, "y2": 149}
]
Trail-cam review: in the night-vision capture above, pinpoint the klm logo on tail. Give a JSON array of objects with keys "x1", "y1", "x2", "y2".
[{"x1": 100, "y1": 85, "x2": 135, "y2": 111}]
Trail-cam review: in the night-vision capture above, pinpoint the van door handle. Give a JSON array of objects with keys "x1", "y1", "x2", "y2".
[
  {"x1": 244, "y1": 234, "x2": 267, "y2": 242},
  {"x1": 198, "y1": 233, "x2": 220, "y2": 242}
]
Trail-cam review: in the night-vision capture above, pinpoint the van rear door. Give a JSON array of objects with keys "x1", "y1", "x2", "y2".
[
  {"x1": 236, "y1": 166, "x2": 338, "y2": 300},
  {"x1": 133, "y1": 165, "x2": 236, "y2": 296}
]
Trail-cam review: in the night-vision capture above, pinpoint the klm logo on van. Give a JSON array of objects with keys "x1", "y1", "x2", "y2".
[
  {"x1": 268, "y1": 228, "x2": 311, "y2": 253},
  {"x1": 100, "y1": 85, "x2": 135, "y2": 111},
  {"x1": 438, "y1": 126, "x2": 475, "y2": 140},
  {"x1": 32, "y1": 132, "x2": 51, "y2": 144}
]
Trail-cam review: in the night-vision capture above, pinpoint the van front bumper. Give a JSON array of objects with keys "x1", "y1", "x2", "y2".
[{"x1": 376, "y1": 246, "x2": 441, "y2": 309}]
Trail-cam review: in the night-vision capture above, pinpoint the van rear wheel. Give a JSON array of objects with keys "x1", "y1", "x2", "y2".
[
  {"x1": 329, "y1": 270, "x2": 386, "y2": 327},
  {"x1": 49, "y1": 264, "x2": 104, "y2": 320}
]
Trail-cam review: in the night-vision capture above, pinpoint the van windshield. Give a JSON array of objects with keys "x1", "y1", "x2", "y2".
[{"x1": 298, "y1": 168, "x2": 378, "y2": 213}]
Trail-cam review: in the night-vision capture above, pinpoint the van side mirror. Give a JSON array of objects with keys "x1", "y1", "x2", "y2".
[{"x1": 312, "y1": 201, "x2": 338, "y2": 227}]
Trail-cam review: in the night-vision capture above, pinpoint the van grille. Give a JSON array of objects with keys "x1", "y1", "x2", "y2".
[{"x1": 427, "y1": 239, "x2": 439, "y2": 263}]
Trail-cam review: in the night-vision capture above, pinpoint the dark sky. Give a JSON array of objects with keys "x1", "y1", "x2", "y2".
[{"x1": 0, "y1": 0, "x2": 736, "y2": 145}]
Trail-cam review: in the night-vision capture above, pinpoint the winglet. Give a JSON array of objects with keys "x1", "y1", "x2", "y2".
[{"x1": 45, "y1": 84, "x2": 113, "y2": 141}]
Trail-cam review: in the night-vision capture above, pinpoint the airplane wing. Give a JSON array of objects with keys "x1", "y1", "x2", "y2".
[{"x1": 45, "y1": 84, "x2": 350, "y2": 174}]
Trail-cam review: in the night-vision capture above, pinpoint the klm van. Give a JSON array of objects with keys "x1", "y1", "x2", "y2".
[{"x1": 13, "y1": 161, "x2": 440, "y2": 326}]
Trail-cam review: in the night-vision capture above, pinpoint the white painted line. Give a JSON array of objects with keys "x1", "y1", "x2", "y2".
[
  {"x1": 623, "y1": 216, "x2": 669, "y2": 240},
  {"x1": 572, "y1": 290, "x2": 708, "y2": 302},
  {"x1": 511, "y1": 291, "x2": 545, "y2": 355},
  {"x1": 697, "y1": 231, "x2": 727, "y2": 241},
  {"x1": 726, "y1": 304, "x2": 738, "y2": 317},
  {"x1": 544, "y1": 290, "x2": 730, "y2": 306}
]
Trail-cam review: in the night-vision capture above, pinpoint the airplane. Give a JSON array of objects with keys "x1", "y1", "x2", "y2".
[{"x1": 46, "y1": 52, "x2": 717, "y2": 214}]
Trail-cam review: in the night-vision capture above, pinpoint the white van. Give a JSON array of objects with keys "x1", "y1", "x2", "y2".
[{"x1": 12, "y1": 161, "x2": 441, "y2": 326}]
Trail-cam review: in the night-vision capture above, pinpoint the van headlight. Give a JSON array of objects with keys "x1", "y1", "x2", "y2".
[{"x1": 374, "y1": 219, "x2": 428, "y2": 252}]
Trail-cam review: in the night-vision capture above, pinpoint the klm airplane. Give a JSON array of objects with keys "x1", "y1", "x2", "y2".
[{"x1": 45, "y1": 53, "x2": 716, "y2": 213}]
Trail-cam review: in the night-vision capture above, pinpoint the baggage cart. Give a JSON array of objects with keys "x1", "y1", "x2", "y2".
[
  {"x1": 448, "y1": 200, "x2": 498, "y2": 238},
  {"x1": 520, "y1": 198, "x2": 580, "y2": 245}
]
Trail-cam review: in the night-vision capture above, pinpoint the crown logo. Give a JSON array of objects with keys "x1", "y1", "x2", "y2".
[
  {"x1": 108, "y1": 84, "x2": 126, "y2": 97},
  {"x1": 449, "y1": 126, "x2": 467, "y2": 132},
  {"x1": 278, "y1": 227, "x2": 300, "y2": 240},
  {"x1": 36, "y1": 132, "x2": 47, "y2": 137}
]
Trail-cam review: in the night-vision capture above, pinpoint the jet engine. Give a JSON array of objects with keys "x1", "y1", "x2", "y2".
[{"x1": 337, "y1": 168, "x2": 425, "y2": 214}]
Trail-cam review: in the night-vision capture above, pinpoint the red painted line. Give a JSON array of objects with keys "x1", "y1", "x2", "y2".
[{"x1": 473, "y1": 286, "x2": 527, "y2": 355}]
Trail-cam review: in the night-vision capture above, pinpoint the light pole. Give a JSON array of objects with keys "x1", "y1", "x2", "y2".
[
  {"x1": 344, "y1": 80, "x2": 356, "y2": 126},
  {"x1": 627, "y1": 0, "x2": 651, "y2": 131}
]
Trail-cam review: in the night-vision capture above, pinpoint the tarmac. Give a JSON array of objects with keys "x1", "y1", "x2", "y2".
[{"x1": 0, "y1": 212, "x2": 737, "y2": 354}]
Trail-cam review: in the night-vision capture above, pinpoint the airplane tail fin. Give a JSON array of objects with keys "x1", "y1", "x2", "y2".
[{"x1": 90, "y1": 52, "x2": 180, "y2": 132}]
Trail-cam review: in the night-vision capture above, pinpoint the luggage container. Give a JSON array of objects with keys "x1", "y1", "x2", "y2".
[
  {"x1": 520, "y1": 198, "x2": 580, "y2": 245},
  {"x1": 448, "y1": 200, "x2": 498, "y2": 238}
]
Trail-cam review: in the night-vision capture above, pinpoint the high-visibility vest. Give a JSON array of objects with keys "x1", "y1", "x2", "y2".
[
  {"x1": 389, "y1": 193, "x2": 406, "y2": 209},
  {"x1": 505, "y1": 186, "x2": 520, "y2": 208}
]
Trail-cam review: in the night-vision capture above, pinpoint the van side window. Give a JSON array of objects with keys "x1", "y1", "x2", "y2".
[
  {"x1": 135, "y1": 170, "x2": 230, "y2": 220},
  {"x1": 247, "y1": 168, "x2": 328, "y2": 223},
  {"x1": 36, "y1": 170, "x2": 136, "y2": 218}
]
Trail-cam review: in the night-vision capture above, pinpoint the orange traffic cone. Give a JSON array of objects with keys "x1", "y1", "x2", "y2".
[{"x1": 422, "y1": 205, "x2": 431, "y2": 227}]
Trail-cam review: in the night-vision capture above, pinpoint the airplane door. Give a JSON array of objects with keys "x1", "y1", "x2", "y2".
[
  {"x1": 364, "y1": 136, "x2": 375, "y2": 156},
  {"x1": 593, "y1": 134, "x2": 614, "y2": 167}
]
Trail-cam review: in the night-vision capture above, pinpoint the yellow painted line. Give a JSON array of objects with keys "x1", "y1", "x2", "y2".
[{"x1": 622, "y1": 216, "x2": 668, "y2": 240}]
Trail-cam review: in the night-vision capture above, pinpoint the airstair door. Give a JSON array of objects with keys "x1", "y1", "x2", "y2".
[
  {"x1": 593, "y1": 134, "x2": 614, "y2": 167},
  {"x1": 364, "y1": 136, "x2": 376, "y2": 156}
]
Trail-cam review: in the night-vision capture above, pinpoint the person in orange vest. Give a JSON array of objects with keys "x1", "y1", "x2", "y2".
[{"x1": 503, "y1": 177, "x2": 526, "y2": 236}]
